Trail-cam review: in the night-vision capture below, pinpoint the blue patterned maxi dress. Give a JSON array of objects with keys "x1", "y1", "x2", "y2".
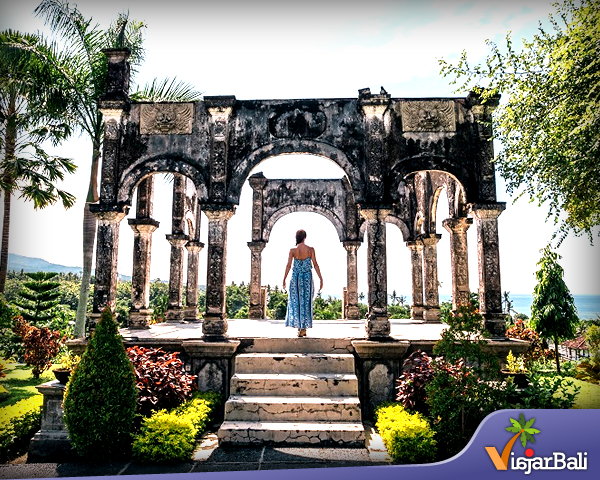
[{"x1": 285, "y1": 257, "x2": 314, "y2": 329}]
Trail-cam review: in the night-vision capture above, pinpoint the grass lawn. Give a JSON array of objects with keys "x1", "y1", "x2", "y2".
[
  {"x1": 0, "y1": 362, "x2": 55, "y2": 408},
  {"x1": 570, "y1": 378, "x2": 600, "y2": 409}
]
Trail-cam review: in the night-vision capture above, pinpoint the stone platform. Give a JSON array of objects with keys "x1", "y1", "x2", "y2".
[{"x1": 118, "y1": 318, "x2": 448, "y2": 343}]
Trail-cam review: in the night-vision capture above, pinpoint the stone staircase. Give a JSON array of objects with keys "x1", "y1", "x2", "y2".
[{"x1": 218, "y1": 338, "x2": 365, "y2": 446}]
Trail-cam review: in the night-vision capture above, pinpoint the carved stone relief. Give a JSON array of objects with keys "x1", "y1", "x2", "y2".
[
  {"x1": 140, "y1": 103, "x2": 194, "y2": 135},
  {"x1": 401, "y1": 100, "x2": 456, "y2": 132}
]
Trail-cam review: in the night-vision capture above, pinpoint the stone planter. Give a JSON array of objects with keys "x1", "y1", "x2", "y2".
[{"x1": 52, "y1": 368, "x2": 71, "y2": 385}]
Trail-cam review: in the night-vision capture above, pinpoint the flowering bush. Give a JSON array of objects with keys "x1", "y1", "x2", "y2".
[
  {"x1": 13, "y1": 317, "x2": 64, "y2": 378},
  {"x1": 375, "y1": 402, "x2": 436, "y2": 464},
  {"x1": 127, "y1": 346, "x2": 197, "y2": 415},
  {"x1": 132, "y1": 392, "x2": 220, "y2": 462},
  {"x1": 395, "y1": 350, "x2": 434, "y2": 415}
]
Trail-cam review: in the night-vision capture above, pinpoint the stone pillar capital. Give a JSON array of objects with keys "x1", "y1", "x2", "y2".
[
  {"x1": 406, "y1": 239, "x2": 424, "y2": 251},
  {"x1": 185, "y1": 240, "x2": 204, "y2": 253},
  {"x1": 247, "y1": 241, "x2": 267, "y2": 253},
  {"x1": 443, "y1": 217, "x2": 473, "y2": 234},
  {"x1": 343, "y1": 240, "x2": 362, "y2": 253},
  {"x1": 128, "y1": 218, "x2": 160, "y2": 235},
  {"x1": 203, "y1": 207, "x2": 236, "y2": 222},
  {"x1": 469, "y1": 202, "x2": 506, "y2": 220},
  {"x1": 358, "y1": 88, "x2": 391, "y2": 117},
  {"x1": 204, "y1": 95, "x2": 236, "y2": 120},
  {"x1": 90, "y1": 207, "x2": 129, "y2": 224},
  {"x1": 359, "y1": 207, "x2": 392, "y2": 222},
  {"x1": 248, "y1": 172, "x2": 268, "y2": 189},
  {"x1": 166, "y1": 233, "x2": 189, "y2": 248},
  {"x1": 421, "y1": 233, "x2": 442, "y2": 247}
]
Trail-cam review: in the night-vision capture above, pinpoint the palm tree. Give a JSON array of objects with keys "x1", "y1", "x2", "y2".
[
  {"x1": 0, "y1": 29, "x2": 76, "y2": 293},
  {"x1": 16, "y1": 0, "x2": 201, "y2": 337}
]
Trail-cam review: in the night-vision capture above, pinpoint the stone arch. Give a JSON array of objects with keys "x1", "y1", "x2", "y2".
[
  {"x1": 264, "y1": 204, "x2": 345, "y2": 243},
  {"x1": 117, "y1": 155, "x2": 209, "y2": 206},
  {"x1": 390, "y1": 155, "x2": 476, "y2": 204},
  {"x1": 386, "y1": 214, "x2": 410, "y2": 242},
  {"x1": 228, "y1": 140, "x2": 365, "y2": 205}
]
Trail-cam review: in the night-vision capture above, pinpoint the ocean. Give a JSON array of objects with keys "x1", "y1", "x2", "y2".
[{"x1": 437, "y1": 293, "x2": 600, "y2": 320}]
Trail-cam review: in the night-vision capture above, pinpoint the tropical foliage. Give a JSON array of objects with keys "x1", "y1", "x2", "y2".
[
  {"x1": 439, "y1": 0, "x2": 600, "y2": 241},
  {"x1": 0, "y1": 29, "x2": 76, "y2": 294},
  {"x1": 530, "y1": 246, "x2": 578, "y2": 373}
]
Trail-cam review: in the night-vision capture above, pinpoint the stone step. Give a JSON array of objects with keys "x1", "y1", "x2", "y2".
[
  {"x1": 240, "y1": 337, "x2": 355, "y2": 354},
  {"x1": 235, "y1": 353, "x2": 355, "y2": 375},
  {"x1": 231, "y1": 373, "x2": 358, "y2": 397},
  {"x1": 218, "y1": 421, "x2": 366, "y2": 446},
  {"x1": 224, "y1": 395, "x2": 362, "y2": 422}
]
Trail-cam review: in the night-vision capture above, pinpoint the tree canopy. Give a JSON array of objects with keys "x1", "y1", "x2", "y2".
[{"x1": 439, "y1": 0, "x2": 600, "y2": 243}]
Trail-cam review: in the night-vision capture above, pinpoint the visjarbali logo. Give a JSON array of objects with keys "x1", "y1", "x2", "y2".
[{"x1": 485, "y1": 413, "x2": 587, "y2": 474}]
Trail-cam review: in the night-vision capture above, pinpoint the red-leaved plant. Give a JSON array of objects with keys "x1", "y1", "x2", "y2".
[
  {"x1": 127, "y1": 346, "x2": 197, "y2": 415},
  {"x1": 13, "y1": 316, "x2": 64, "y2": 378},
  {"x1": 395, "y1": 350, "x2": 435, "y2": 415}
]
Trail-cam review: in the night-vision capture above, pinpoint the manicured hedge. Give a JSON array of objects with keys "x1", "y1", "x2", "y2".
[
  {"x1": 375, "y1": 402, "x2": 437, "y2": 464},
  {"x1": 0, "y1": 395, "x2": 43, "y2": 461},
  {"x1": 132, "y1": 392, "x2": 220, "y2": 463}
]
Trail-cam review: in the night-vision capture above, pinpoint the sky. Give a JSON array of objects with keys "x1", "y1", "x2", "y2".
[{"x1": 1, "y1": 0, "x2": 599, "y2": 301}]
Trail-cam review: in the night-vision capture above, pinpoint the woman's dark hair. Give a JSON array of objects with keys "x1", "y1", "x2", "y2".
[{"x1": 295, "y1": 229, "x2": 307, "y2": 245}]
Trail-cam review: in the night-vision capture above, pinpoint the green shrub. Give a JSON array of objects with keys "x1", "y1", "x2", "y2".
[
  {"x1": 0, "y1": 395, "x2": 43, "y2": 462},
  {"x1": 375, "y1": 403, "x2": 436, "y2": 464},
  {"x1": 63, "y1": 308, "x2": 138, "y2": 461},
  {"x1": 132, "y1": 392, "x2": 218, "y2": 463}
]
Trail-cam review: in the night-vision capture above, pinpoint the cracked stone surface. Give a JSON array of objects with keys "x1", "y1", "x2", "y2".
[
  {"x1": 231, "y1": 373, "x2": 358, "y2": 397},
  {"x1": 235, "y1": 353, "x2": 355, "y2": 375}
]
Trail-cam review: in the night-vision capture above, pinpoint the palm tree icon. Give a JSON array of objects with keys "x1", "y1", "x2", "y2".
[{"x1": 485, "y1": 413, "x2": 540, "y2": 470}]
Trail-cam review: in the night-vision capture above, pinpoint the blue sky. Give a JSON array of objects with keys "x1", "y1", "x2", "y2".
[{"x1": 1, "y1": 0, "x2": 599, "y2": 298}]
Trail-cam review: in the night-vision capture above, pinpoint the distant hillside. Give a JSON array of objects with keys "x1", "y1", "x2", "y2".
[{"x1": 7, "y1": 253, "x2": 132, "y2": 281}]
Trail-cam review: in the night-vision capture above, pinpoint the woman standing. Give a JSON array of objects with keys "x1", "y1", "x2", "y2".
[{"x1": 282, "y1": 229, "x2": 324, "y2": 337}]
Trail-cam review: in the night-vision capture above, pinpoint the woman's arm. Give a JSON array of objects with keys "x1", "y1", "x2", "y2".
[
  {"x1": 282, "y1": 249, "x2": 294, "y2": 290},
  {"x1": 311, "y1": 248, "x2": 324, "y2": 292}
]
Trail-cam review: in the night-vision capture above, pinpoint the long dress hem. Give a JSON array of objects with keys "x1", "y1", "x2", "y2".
[{"x1": 285, "y1": 257, "x2": 314, "y2": 329}]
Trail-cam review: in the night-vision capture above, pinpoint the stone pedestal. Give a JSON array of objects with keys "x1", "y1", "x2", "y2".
[
  {"x1": 183, "y1": 339, "x2": 240, "y2": 402},
  {"x1": 443, "y1": 217, "x2": 472, "y2": 310},
  {"x1": 165, "y1": 234, "x2": 189, "y2": 323},
  {"x1": 352, "y1": 340, "x2": 410, "y2": 419},
  {"x1": 28, "y1": 381, "x2": 76, "y2": 463},
  {"x1": 184, "y1": 240, "x2": 204, "y2": 322},
  {"x1": 407, "y1": 240, "x2": 424, "y2": 320},
  {"x1": 343, "y1": 241, "x2": 361, "y2": 320},
  {"x1": 471, "y1": 203, "x2": 506, "y2": 339},
  {"x1": 360, "y1": 208, "x2": 391, "y2": 338},
  {"x1": 248, "y1": 241, "x2": 266, "y2": 319},
  {"x1": 203, "y1": 208, "x2": 235, "y2": 338},
  {"x1": 422, "y1": 234, "x2": 442, "y2": 322},
  {"x1": 128, "y1": 219, "x2": 159, "y2": 328}
]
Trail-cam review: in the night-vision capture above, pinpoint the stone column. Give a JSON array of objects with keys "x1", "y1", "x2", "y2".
[
  {"x1": 422, "y1": 234, "x2": 442, "y2": 322},
  {"x1": 165, "y1": 174, "x2": 188, "y2": 322},
  {"x1": 471, "y1": 203, "x2": 506, "y2": 338},
  {"x1": 248, "y1": 241, "x2": 266, "y2": 319},
  {"x1": 90, "y1": 208, "x2": 128, "y2": 318},
  {"x1": 406, "y1": 240, "x2": 424, "y2": 320},
  {"x1": 184, "y1": 241, "x2": 204, "y2": 322},
  {"x1": 360, "y1": 208, "x2": 391, "y2": 338},
  {"x1": 202, "y1": 207, "x2": 235, "y2": 338},
  {"x1": 128, "y1": 219, "x2": 159, "y2": 328},
  {"x1": 443, "y1": 217, "x2": 473, "y2": 310},
  {"x1": 343, "y1": 241, "x2": 361, "y2": 320},
  {"x1": 165, "y1": 234, "x2": 188, "y2": 322}
]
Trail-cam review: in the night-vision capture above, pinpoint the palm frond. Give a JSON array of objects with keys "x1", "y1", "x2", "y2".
[{"x1": 131, "y1": 76, "x2": 202, "y2": 102}]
